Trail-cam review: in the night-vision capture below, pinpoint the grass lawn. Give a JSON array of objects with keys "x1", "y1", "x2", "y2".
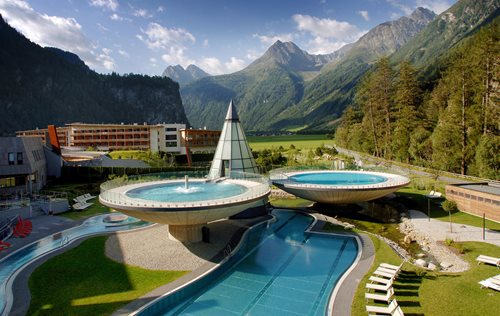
[
  {"x1": 269, "y1": 197, "x2": 313, "y2": 209},
  {"x1": 28, "y1": 236, "x2": 188, "y2": 316},
  {"x1": 350, "y1": 237, "x2": 500, "y2": 316},
  {"x1": 108, "y1": 150, "x2": 149, "y2": 160},
  {"x1": 59, "y1": 202, "x2": 111, "y2": 221},
  {"x1": 397, "y1": 187, "x2": 500, "y2": 231},
  {"x1": 247, "y1": 134, "x2": 332, "y2": 151}
]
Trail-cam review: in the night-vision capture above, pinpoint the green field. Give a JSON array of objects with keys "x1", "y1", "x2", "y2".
[{"x1": 247, "y1": 134, "x2": 332, "y2": 151}]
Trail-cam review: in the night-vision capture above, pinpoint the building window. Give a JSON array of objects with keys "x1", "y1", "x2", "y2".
[
  {"x1": 8, "y1": 152, "x2": 15, "y2": 165},
  {"x1": 166, "y1": 142, "x2": 177, "y2": 147},
  {"x1": 17, "y1": 152, "x2": 23, "y2": 165},
  {"x1": 165, "y1": 135, "x2": 177, "y2": 140},
  {"x1": 166, "y1": 127, "x2": 177, "y2": 131}
]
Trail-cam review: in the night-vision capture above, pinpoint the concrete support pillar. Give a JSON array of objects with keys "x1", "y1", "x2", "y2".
[{"x1": 168, "y1": 224, "x2": 204, "y2": 243}]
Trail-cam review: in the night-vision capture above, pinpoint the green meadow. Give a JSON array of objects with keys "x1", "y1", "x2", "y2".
[{"x1": 247, "y1": 134, "x2": 333, "y2": 151}]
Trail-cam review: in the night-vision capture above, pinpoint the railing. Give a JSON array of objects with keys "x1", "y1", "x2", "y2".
[{"x1": 99, "y1": 171, "x2": 270, "y2": 209}]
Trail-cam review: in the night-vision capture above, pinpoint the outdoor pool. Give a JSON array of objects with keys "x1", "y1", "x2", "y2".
[
  {"x1": 138, "y1": 210, "x2": 359, "y2": 316},
  {"x1": 289, "y1": 172, "x2": 387, "y2": 186}
]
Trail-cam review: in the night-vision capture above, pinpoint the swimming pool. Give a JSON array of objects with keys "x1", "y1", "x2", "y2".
[
  {"x1": 125, "y1": 181, "x2": 248, "y2": 203},
  {"x1": 289, "y1": 172, "x2": 387, "y2": 186},
  {"x1": 0, "y1": 214, "x2": 149, "y2": 316},
  {"x1": 137, "y1": 210, "x2": 359, "y2": 316}
]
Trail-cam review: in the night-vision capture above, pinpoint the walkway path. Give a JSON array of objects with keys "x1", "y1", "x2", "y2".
[{"x1": 408, "y1": 209, "x2": 500, "y2": 247}]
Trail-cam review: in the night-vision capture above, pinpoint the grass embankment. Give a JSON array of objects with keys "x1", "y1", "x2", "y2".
[
  {"x1": 269, "y1": 197, "x2": 313, "y2": 209},
  {"x1": 43, "y1": 182, "x2": 111, "y2": 220},
  {"x1": 349, "y1": 239, "x2": 500, "y2": 316},
  {"x1": 247, "y1": 134, "x2": 332, "y2": 151},
  {"x1": 397, "y1": 187, "x2": 500, "y2": 231},
  {"x1": 28, "y1": 236, "x2": 188, "y2": 316},
  {"x1": 108, "y1": 150, "x2": 148, "y2": 160}
]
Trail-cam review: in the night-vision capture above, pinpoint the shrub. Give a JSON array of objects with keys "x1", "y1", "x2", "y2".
[{"x1": 442, "y1": 200, "x2": 458, "y2": 213}]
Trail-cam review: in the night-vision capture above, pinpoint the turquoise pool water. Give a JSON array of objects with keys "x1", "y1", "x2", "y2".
[
  {"x1": 289, "y1": 172, "x2": 387, "y2": 186},
  {"x1": 126, "y1": 182, "x2": 248, "y2": 202},
  {"x1": 0, "y1": 214, "x2": 148, "y2": 316},
  {"x1": 140, "y1": 210, "x2": 358, "y2": 316}
]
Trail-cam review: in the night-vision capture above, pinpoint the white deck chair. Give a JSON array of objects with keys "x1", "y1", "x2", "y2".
[
  {"x1": 380, "y1": 262, "x2": 404, "y2": 272},
  {"x1": 365, "y1": 287, "x2": 394, "y2": 303},
  {"x1": 369, "y1": 276, "x2": 393, "y2": 285},
  {"x1": 373, "y1": 268, "x2": 398, "y2": 279},
  {"x1": 366, "y1": 280, "x2": 393, "y2": 292},
  {"x1": 479, "y1": 277, "x2": 500, "y2": 291},
  {"x1": 476, "y1": 255, "x2": 500, "y2": 268},
  {"x1": 366, "y1": 299, "x2": 403, "y2": 315}
]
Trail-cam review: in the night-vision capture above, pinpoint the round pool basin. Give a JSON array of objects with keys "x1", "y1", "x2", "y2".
[
  {"x1": 271, "y1": 170, "x2": 409, "y2": 204},
  {"x1": 99, "y1": 179, "x2": 270, "y2": 226}
]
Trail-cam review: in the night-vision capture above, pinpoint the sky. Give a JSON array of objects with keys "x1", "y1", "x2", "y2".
[{"x1": 0, "y1": 0, "x2": 456, "y2": 76}]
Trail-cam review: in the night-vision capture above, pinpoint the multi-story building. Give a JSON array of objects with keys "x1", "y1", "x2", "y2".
[
  {"x1": 16, "y1": 123, "x2": 220, "y2": 154},
  {"x1": 0, "y1": 137, "x2": 47, "y2": 195}
]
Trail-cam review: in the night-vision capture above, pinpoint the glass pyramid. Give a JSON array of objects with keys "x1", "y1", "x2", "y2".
[{"x1": 208, "y1": 100, "x2": 259, "y2": 179}]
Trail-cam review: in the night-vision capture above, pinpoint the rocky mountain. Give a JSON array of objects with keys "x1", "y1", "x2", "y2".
[
  {"x1": 0, "y1": 15, "x2": 188, "y2": 136},
  {"x1": 182, "y1": 7, "x2": 436, "y2": 131},
  {"x1": 162, "y1": 64, "x2": 210, "y2": 85},
  {"x1": 391, "y1": 0, "x2": 500, "y2": 79},
  {"x1": 247, "y1": 40, "x2": 352, "y2": 72}
]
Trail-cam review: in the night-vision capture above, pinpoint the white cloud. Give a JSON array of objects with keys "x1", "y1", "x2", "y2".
[
  {"x1": 109, "y1": 13, "x2": 122, "y2": 21},
  {"x1": 161, "y1": 47, "x2": 195, "y2": 67},
  {"x1": 0, "y1": 0, "x2": 114, "y2": 71},
  {"x1": 118, "y1": 49, "x2": 129, "y2": 57},
  {"x1": 293, "y1": 14, "x2": 362, "y2": 40},
  {"x1": 89, "y1": 0, "x2": 118, "y2": 12},
  {"x1": 357, "y1": 10, "x2": 370, "y2": 21},
  {"x1": 203, "y1": 38, "x2": 209, "y2": 48},
  {"x1": 292, "y1": 14, "x2": 365, "y2": 54},
  {"x1": 416, "y1": 0, "x2": 452, "y2": 14},
  {"x1": 157, "y1": 6, "x2": 164, "y2": 13},
  {"x1": 225, "y1": 57, "x2": 246, "y2": 73},
  {"x1": 96, "y1": 47, "x2": 115, "y2": 70},
  {"x1": 138, "y1": 22, "x2": 195, "y2": 50},
  {"x1": 133, "y1": 8, "x2": 151, "y2": 18},
  {"x1": 198, "y1": 56, "x2": 247, "y2": 75},
  {"x1": 253, "y1": 33, "x2": 294, "y2": 46},
  {"x1": 385, "y1": 0, "x2": 412, "y2": 15}
]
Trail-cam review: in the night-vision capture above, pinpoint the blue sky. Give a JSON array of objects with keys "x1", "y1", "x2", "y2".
[{"x1": 0, "y1": 0, "x2": 455, "y2": 75}]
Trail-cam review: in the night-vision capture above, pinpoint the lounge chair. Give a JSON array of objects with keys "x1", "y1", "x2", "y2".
[
  {"x1": 479, "y1": 275, "x2": 500, "y2": 291},
  {"x1": 365, "y1": 287, "x2": 394, "y2": 303},
  {"x1": 369, "y1": 276, "x2": 393, "y2": 285},
  {"x1": 73, "y1": 202, "x2": 92, "y2": 210},
  {"x1": 366, "y1": 299, "x2": 404, "y2": 315},
  {"x1": 373, "y1": 268, "x2": 397, "y2": 279},
  {"x1": 380, "y1": 262, "x2": 404, "y2": 272},
  {"x1": 476, "y1": 255, "x2": 500, "y2": 268},
  {"x1": 366, "y1": 280, "x2": 393, "y2": 292}
]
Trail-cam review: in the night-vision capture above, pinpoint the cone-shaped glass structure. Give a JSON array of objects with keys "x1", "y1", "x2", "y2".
[{"x1": 208, "y1": 100, "x2": 259, "y2": 179}]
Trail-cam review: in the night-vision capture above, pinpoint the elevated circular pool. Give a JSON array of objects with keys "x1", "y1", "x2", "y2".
[
  {"x1": 271, "y1": 170, "x2": 409, "y2": 204},
  {"x1": 99, "y1": 174, "x2": 270, "y2": 243}
]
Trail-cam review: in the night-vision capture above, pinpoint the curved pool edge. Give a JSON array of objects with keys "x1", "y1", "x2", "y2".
[
  {"x1": 1, "y1": 215, "x2": 153, "y2": 316},
  {"x1": 122, "y1": 214, "x2": 276, "y2": 316}
]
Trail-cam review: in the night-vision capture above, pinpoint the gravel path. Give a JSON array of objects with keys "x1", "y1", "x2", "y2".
[
  {"x1": 400, "y1": 210, "x2": 500, "y2": 272},
  {"x1": 105, "y1": 219, "x2": 248, "y2": 271}
]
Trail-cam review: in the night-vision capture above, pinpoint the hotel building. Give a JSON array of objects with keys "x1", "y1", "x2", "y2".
[{"x1": 16, "y1": 123, "x2": 220, "y2": 154}]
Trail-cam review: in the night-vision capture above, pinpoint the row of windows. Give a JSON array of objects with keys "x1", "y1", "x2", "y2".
[
  {"x1": 0, "y1": 176, "x2": 26, "y2": 188},
  {"x1": 73, "y1": 136, "x2": 149, "y2": 140},
  {"x1": 448, "y1": 189, "x2": 500, "y2": 206},
  {"x1": 73, "y1": 128, "x2": 149, "y2": 133},
  {"x1": 7, "y1": 152, "x2": 23, "y2": 165}
]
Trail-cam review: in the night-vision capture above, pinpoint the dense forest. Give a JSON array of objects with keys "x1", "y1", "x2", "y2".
[{"x1": 335, "y1": 21, "x2": 499, "y2": 179}]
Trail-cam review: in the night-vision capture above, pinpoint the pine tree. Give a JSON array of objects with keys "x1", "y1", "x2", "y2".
[{"x1": 392, "y1": 61, "x2": 421, "y2": 162}]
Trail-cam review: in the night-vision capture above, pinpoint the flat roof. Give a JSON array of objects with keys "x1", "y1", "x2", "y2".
[{"x1": 452, "y1": 183, "x2": 500, "y2": 196}]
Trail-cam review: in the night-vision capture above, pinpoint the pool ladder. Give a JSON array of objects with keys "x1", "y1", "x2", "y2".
[{"x1": 223, "y1": 244, "x2": 232, "y2": 258}]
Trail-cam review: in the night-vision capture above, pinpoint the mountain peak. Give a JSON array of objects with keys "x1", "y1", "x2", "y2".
[
  {"x1": 409, "y1": 7, "x2": 437, "y2": 24},
  {"x1": 162, "y1": 64, "x2": 209, "y2": 85}
]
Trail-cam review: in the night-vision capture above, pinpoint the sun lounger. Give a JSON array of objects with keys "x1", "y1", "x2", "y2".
[
  {"x1": 479, "y1": 277, "x2": 500, "y2": 291},
  {"x1": 373, "y1": 268, "x2": 397, "y2": 279},
  {"x1": 366, "y1": 299, "x2": 404, "y2": 315},
  {"x1": 380, "y1": 262, "x2": 404, "y2": 272},
  {"x1": 73, "y1": 202, "x2": 93, "y2": 210},
  {"x1": 490, "y1": 274, "x2": 500, "y2": 286},
  {"x1": 366, "y1": 280, "x2": 393, "y2": 292},
  {"x1": 365, "y1": 287, "x2": 394, "y2": 302},
  {"x1": 476, "y1": 255, "x2": 500, "y2": 268},
  {"x1": 370, "y1": 276, "x2": 393, "y2": 285}
]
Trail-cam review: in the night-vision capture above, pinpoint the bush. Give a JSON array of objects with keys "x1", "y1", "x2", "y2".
[{"x1": 442, "y1": 200, "x2": 458, "y2": 213}]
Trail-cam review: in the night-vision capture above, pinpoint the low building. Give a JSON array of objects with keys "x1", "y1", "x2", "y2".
[
  {"x1": 180, "y1": 128, "x2": 221, "y2": 154},
  {"x1": 0, "y1": 137, "x2": 47, "y2": 195},
  {"x1": 445, "y1": 183, "x2": 500, "y2": 222}
]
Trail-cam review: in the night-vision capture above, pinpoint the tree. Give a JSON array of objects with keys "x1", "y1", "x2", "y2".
[
  {"x1": 475, "y1": 134, "x2": 500, "y2": 180},
  {"x1": 392, "y1": 61, "x2": 421, "y2": 162}
]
